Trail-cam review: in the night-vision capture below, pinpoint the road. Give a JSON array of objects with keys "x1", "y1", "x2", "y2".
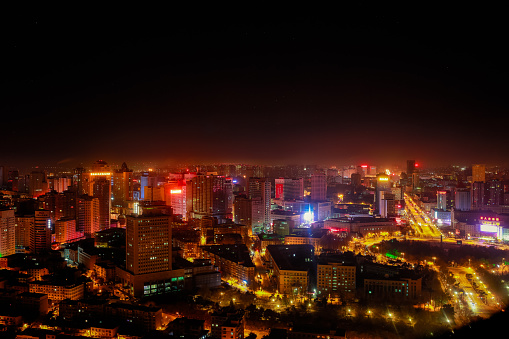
[
  {"x1": 404, "y1": 193, "x2": 442, "y2": 238},
  {"x1": 448, "y1": 266, "x2": 499, "y2": 320}
]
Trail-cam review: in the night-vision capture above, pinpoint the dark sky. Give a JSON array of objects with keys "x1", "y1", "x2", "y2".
[{"x1": 2, "y1": 5, "x2": 509, "y2": 171}]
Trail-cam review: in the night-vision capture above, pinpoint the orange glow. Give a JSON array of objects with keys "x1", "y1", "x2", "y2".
[{"x1": 170, "y1": 189, "x2": 182, "y2": 194}]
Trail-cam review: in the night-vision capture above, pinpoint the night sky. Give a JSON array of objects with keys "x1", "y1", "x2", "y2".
[{"x1": 2, "y1": 5, "x2": 509, "y2": 170}]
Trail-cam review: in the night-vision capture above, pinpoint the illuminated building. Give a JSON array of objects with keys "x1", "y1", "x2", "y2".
[
  {"x1": 199, "y1": 244, "x2": 255, "y2": 287},
  {"x1": 265, "y1": 244, "x2": 315, "y2": 295},
  {"x1": 92, "y1": 177, "x2": 111, "y2": 231},
  {"x1": 29, "y1": 170, "x2": 48, "y2": 198},
  {"x1": 33, "y1": 210, "x2": 51, "y2": 254},
  {"x1": 284, "y1": 233, "x2": 325, "y2": 255},
  {"x1": 117, "y1": 211, "x2": 185, "y2": 297},
  {"x1": 77, "y1": 195, "x2": 100, "y2": 237},
  {"x1": 374, "y1": 174, "x2": 391, "y2": 215},
  {"x1": 15, "y1": 215, "x2": 33, "y2": 252},
  {"x1": 186, "y1": 174, "x2": 233, "y2": 221},
  {"x1": 311, "y1": 171, "x2": 327, "y2": 201},
  {"x1": 472, "y1": 164, "x2": 486, "y2": 183},
  {"x1": 275, "y1": 177, "x2": 304, "y2": 200},
  {"x1": 324, "y1": 217, "x2": 396, "y2": 237},
  {"x1": 54, "y1": 217, "x2": 82, "y2": 244},
  {"x1": 126, "y1": 213, "x2": 172, "y2": 275},
  {"x1": 169, "y1": 184, "x2": 187, "y2": 219},
  {"x1": 112, "y1": 162, "x2": 134, "y2": 210},
  {"x1": 487, "y1": 179, "x2": 504, "y2": 206},
  {"x1": 471, "y1": 181, "x2": 485, "y2": 209},
  {"x1": 0, "y1": 209, "x2": 15, "y2": 257},
  {"x1": 437, "y1": 191, "x2": 447, "y2": 211},
  {"x1": 210, "y1": 308, "x2": 245, "y2": 339},
  {"x1": 233, "y1": 196, "x2": 264, "y2": 235},
  {"x1": 317, "y1": 255, "x2": 356, "y2": 301},
  {"x1": 29, "y1": 281, "x2": 84, "y2": 302},
  {"x1": 143, "y1": 185, "x2": 164, "y2": 202},
  {"x1": 379, "y1": 191, "x2": 395, "y2": 218},
  {"x1": 454, "y1": 188, "x2": 471, "y2": 211},
  {"x1": 248, "y1": 177, "x2": 271, "y2": 227},
  {"x1": 364, "y1": 275, "x2": 422, "y2": 301}
]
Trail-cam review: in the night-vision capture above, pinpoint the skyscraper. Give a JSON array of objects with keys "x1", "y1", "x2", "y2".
[
  {"x1": 92, "y1": 177, "x2": 111, "y2": 231},
  {"x1": 0, "y1": 209, "x2": 15, "y2": 257}
]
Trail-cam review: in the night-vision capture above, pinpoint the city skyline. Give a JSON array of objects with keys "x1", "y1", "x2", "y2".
[{"x1": 2, "y1": 7, "x2": 509, "y2": 170}]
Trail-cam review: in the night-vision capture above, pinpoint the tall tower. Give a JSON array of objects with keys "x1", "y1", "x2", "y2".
[
  {"x1": 126, "y1": 214, "x2": 172, "y2": 275},
  {"x1": 0, "y1": 209, "x2": 15, "y2": 257}
]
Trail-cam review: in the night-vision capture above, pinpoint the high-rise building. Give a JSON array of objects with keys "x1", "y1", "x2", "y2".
[
  {"x1": 77, "y1": 195, "x2": 100, "y2": 237},
  {"x1": 29, "y1": 170, "x2": 48, "y2": 198},
  {"x1": 471, "y1": 182, "x2": 485, "y2": 210},
  {"x1": 248, "y1": 177, "x2": 271, "y2": 227},
  {"x1": 233, "y1": 196, "x2": 264, "y2": 235},
  {"x1": 437, "y1": 191, "x2": 447, "y2": 211},
  {"x1": 54, "y1": 217, "x2": 81, "y2": 244},
  {"x1": 406, "y1": 160, "x2": 416, "y2": 176},
  {"x1": 186, "y1": 175, "x2": 233, "y2": 221},
  {"x1": 126, "y1": 213, "x2": 172, "y2": 275},
  {"x1": 454, "y1": 189, "x2": 471, "y2": 211},
  {"x1": 0, "y1": 209, "x2": 16, "y2": 257},
  {"x1": 487, "y1": 180, "x2": 504, "y2": 206},
  {"x1": 112, "y1": 162, "x2": 133, "y2": 210},
  {"x1": 33, "y1": 210, "x2": 51, "y2": 254},
  {"x1": 472, "y1": 164, "x2": 486, "y2": 183},
  {"x1": 375, "y1": 174, "x2": 391, "y2": 215},
  {"x1": 274, "y1": 178, "x2": 304, "y2": 201},
  {"x1": 92, "y1": 177, "x2": 111, "y2": 231},
  {"x1": 15, "y1": 215, "x2": 34, "y2": 251},
  {"x1": 311, "y1": 172, "x2": 327, "y2": 201}
]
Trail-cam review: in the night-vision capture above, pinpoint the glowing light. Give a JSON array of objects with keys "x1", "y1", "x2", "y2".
[
  {"x1": 90, "y1": 172, "x2": 111, "y2": 176},
  {"x1": 303, "y1": 211, "x2": 314, "y2": 223},
  {"x1": 361, "y1": 165, "x2": 368, "y2": 168},
  {"x1": 170, "y1": 189, "x2": 182, "y2": 194},
  {"x1": 378, "y1": 177, "x2": 389, "y2": 181}
]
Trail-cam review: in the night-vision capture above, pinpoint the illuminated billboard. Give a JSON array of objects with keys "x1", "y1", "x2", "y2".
[{"x1": 480, "y1": 224, "x2": 498, "y2": 233}]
